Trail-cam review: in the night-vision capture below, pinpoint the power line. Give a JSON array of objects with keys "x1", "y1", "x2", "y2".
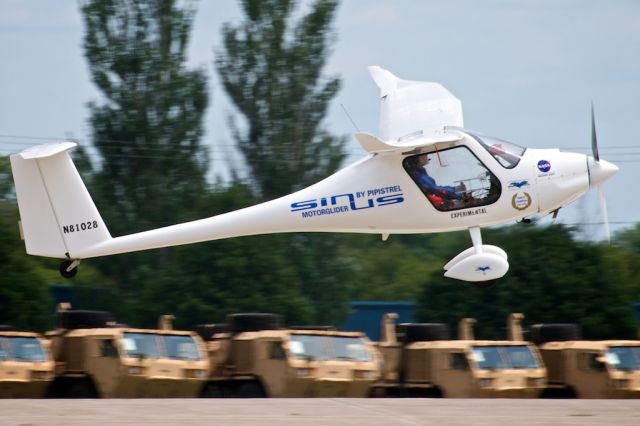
[
  {"x1": 4, "y1": 133, "x2": 640, "y2": 163},
  {"x1": 0, "y1": 133, "x2": 367, "y2": 153}
]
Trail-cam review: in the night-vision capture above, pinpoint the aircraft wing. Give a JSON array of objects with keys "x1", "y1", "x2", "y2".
[{"x1": 369, "y1": 66, "x2": 464, "y2": 141}]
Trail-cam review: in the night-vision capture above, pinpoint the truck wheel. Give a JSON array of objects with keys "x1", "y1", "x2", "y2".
[
  {"x1": 227, "y1": 313, "x2": 283, "y2": 333},
  {"x1": 368, "y1": 387, "x2": 388, "y2": 398},
  {"x1": 200, "y1": 383, "x2": 224, "y2": 398},
  {"x1": 540, "y1": 386, "x2": 577, "y2": 399},
  {"x1": 65, "y1": 379, "x2": 99, "y2": 398},
  {"x1": 236, "y1": 381, "x2": 266, "y2": 398},
  {"x1": 530, "y1": 324, "x2": 581, "y2": 344},
  {"x1": 398, "y1": 323, "x2": 450, "y2": 343},
  {"x1": 424, "y1": 386, "x2": 444, "y2": 398},
  {"x1": 58, "y1": 310, "x2": 115, "y2": 330}
]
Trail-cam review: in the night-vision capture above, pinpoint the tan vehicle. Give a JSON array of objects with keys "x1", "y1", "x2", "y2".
[
  {"x1": 372, "y1": 313, "x2": 547, "y2": 397},
  {"x1": 0, "y1": 326, "x2": 54, "y2": 398},
  {"x1": 532, "y1": 324, "x2": 640, "y2": 398},
  {"x1": 47, "y1": 306, "x2": 209, "y2": 398},
  {"x1": 199, "y1": 313, "x2": 381, "y2": 397}
]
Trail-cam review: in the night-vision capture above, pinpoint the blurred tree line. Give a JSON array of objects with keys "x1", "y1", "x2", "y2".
[{"x1": 1, "y1": 0, "x2": 639, "y2": 339}]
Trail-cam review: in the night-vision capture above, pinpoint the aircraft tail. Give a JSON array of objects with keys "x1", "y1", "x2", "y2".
[
  {"x1": 368, "y1": 65, "x2": 464, "y2": 141},
  {"x1": 10, "y1": 143, "x2": 111, "y2": 259}
]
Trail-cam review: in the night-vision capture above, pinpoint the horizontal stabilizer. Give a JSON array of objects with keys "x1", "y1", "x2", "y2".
[{"x1": 19, "y1": 142, "x2": 77, "y2": 159}]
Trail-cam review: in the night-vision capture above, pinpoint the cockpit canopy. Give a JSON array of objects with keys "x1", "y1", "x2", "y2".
[
  {"x1": 462, "y1": 129, "x2": 526, "y2": 169},
  {"x1": 402, "y1": 129, "x2": 526, "y2": 212}
]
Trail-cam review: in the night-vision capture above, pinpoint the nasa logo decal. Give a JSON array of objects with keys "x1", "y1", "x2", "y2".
[
  {"x1": 537, "y1": 160, "x2": 551, "y2": 173},
  {"x1": 511, "y1": 192, "x2": 532, "y2": 211}
]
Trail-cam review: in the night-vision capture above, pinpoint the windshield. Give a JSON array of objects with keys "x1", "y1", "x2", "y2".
[
  {"x1": 163, "y1": 335, "x2": 202, "y2": 360},
  {"x1": 467, "y1": 131, "x2": 525, "y2": 169},
  {"x1": 607, "y1": 346, "x2": 640, "y2": 371},
  {"x1": 0, "y1": 337, "x2": 48, "y2": 362},
  {"x1": 289, "y1": 334, "x2": 371, "y2": 361},
  {"x1": 122, "y1": 333, "x2": 203, "y2": 360},
  {"x1": 471, "y1": 345, "x2": 540, "y2": 370}
]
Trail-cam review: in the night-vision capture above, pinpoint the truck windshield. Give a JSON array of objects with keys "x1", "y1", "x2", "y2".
[
  {"x1": 607, "y1": 346, "x2": 640, "y2": 371},
  {"x1": 122, "y1": 333, "x2": 203, "y2": 360},
  {"x1": 0, "y1": 337, "x2": 47, "y2": 362},
  {"x1": 471, "y1": 345, "x2": 540, "y2": 369},
  {"x1": 289, "y1": 335, "x2": 371, "y2": 361},
  {"x1": 163, "y1": 335, "x2": 202, "y2": 360}
]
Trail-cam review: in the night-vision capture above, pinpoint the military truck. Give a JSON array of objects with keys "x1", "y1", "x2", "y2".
[
  {"x1": 46, "y1": 305, "x2": 209, "y2": 398},
  {"x1": 0, "y1": 326, "x2": 55, "y2": 398},
  {"x1": 371, "y1": 313, "x2": 547, "y2": 397},
  {"x1": 198, "y1": 313, "x2": 381, "y2": 397},
  {"x1": 532, "y1": 323, "x2": 640, "y2": 398}
]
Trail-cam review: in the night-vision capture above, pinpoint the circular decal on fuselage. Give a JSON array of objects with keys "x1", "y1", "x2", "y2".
[
  {"x1": 512, "y1": 192, "x2": 532, "y2": 211},
  {"x1": 537, "y1": 160, "x2": 551, "y2": 173}
]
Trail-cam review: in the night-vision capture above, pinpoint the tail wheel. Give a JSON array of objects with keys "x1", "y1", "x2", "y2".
[{"x1": 59, "y1": 259, "x2": 79, "y2": 279}]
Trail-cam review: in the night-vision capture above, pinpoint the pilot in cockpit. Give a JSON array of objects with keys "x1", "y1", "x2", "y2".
[{"x1": 405, "y1": 154, "x2": 469, "y2": 210}]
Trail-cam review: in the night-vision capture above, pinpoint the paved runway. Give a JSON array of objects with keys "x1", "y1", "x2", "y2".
[{"x1": 1, "y1": 399, "x2": 640, "y2": 425}]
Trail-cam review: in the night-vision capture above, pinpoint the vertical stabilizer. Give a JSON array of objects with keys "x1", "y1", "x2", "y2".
[
  {"x1": 10, "y1": 143, "x2": 111, "y2": 259},
  {"x1": 367, "y1": 65, "x2": 464, "y2": 141}
]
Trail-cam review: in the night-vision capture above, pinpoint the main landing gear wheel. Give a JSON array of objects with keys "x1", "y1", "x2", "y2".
[{"x1": 59, "y1": 259, "x2": 80, "y2": 279}]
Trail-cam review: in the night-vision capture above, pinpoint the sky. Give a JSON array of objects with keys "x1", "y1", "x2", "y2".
[{"x1": 1, "y1": 0, "x2": 638, "y2": 240}]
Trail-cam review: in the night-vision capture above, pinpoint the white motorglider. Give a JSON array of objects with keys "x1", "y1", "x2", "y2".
[{"x1": 10, "y1": 66, "x2": 618, "y2": 282}]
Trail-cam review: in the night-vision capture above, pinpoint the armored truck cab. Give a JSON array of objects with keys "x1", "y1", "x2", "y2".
[
  {"x1": 533, "y1": 324, "x2": 640, "y2": 398},
  {"x1": 199, "y1": 313, "x2": 381, "y2": 397},
  {"x1": 47, "y1": 307, "x2": 209, "y2": 398},
  {"x1": 0, "y1": 328, "x2": 54, "y2": 398},
  {"x1": 373, "y1": 313, "x2": 547, "y2": 397}
]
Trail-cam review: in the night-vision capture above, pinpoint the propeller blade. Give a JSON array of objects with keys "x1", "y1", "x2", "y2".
[
  {"x1": 588, "y1": 104, "x2": 616, "y2": 243},
  {"x1": 591, "y1": 102, "x2": 600, "y2": 162},
  {"x1": 597, "y1": 184, "x2": 611, "y2": 244}
]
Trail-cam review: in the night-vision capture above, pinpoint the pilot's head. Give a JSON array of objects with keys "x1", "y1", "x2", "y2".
[{"x1": 408, "y1": 154, "x2": 430, "y2": 168}]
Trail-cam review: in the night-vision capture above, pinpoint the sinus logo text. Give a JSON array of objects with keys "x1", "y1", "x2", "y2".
[{"x1": 291, "y1": 190, "x2": 404, "y2": 219}]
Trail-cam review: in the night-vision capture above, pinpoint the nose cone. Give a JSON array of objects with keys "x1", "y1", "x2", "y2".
[{"x1": 588, "y1": 157, "x2": 619, "y2": 187}]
